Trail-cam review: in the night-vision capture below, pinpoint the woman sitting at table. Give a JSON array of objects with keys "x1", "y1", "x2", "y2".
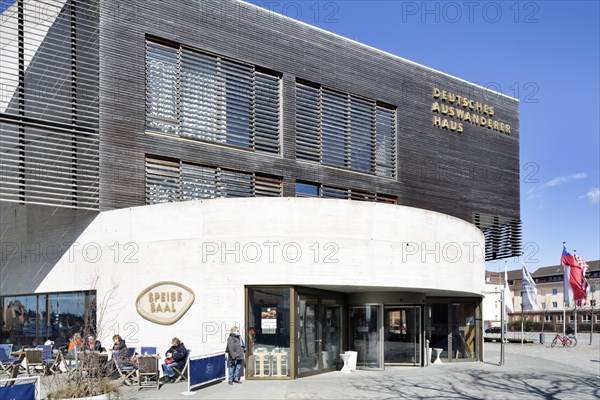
[
  {"x1": 105, "y1": 334, "x2": 132, "y2": 376},
  {"x1": 161, "y1": 337, "x2": 187, "y2": 383},
  {"x1": 84, "y1": 334, "x2": 105, "y2": 352},
  {"x1": 67, "y1": 332, "x2": 82, "y2": 354}
]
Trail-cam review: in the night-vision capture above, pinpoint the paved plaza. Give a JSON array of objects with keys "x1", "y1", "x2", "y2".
[{"x1": 97, "y1": 337, "x2": 600, "y2": 400}]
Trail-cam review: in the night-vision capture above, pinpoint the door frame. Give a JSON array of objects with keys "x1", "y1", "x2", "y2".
[
  {"x1": 295, "y1": 287, "x2": 345, "y2": 378},
  {"x1": 383, "y1": 305, "x2": 422, "y2": 366},
  {"x1": 349, "y1": 303, "x2": 384, "y2": 370}
]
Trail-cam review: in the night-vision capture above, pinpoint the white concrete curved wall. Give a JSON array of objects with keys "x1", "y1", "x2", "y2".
[{"x1": 36, "y1": 198, "x2": 485, "y2": 356}]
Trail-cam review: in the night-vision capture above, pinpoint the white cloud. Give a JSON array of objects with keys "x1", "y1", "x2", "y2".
[
  {"x1": 541, "y1": 172, "x2": 586, "y2": 188},
  {"x1": 580, "y1": 187, "x2": 600, "y2": 204},
  {"x1": 527, "y1": 172, "x2": 587, "y2": 201}
]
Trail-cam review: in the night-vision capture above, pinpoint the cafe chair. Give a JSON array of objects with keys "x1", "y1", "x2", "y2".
[
  {"x1": 24, "y1": 349, "x2": 47, "y2": 376},
  {"x1": 140, "y1": 346, "x2": 157, "y2": 356},
  {"x1": 37, "y1": 344, "x2": 59, "y2": 374},
  {"x1": 137, "y1": 355, "x2": 160, "y2": 390},
  {"x1": 114, "y1": 348, "x2": 138, "y2": 385},
  {"x1": 0, "y1": 347, "x2": 21, "y2": 375},
  {"x1": 0, "y1": 344, "x2": 13, "y2": 357},
  {"x1": 172, "y1": 349, "x2": 190, "y2": 383}
]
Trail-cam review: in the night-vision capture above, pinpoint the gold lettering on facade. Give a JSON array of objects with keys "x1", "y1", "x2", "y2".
[
  {"x1": 146, "y1": 291, "x2": 185, "y2": 314},
  {"x1": 430, "y1": 87, "x2": 510, "y2": 135}
]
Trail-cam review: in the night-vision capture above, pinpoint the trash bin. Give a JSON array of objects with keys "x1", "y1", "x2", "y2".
[{"x1": 539, "y1": 333, "x2": 544, "y2": 344}]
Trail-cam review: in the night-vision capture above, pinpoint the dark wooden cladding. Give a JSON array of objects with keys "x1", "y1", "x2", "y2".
[{"x1": 98, "y1": 0, "x2": 520, "y2": 253}]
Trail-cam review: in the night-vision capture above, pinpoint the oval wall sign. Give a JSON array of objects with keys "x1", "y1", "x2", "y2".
[{"x1": 135, "y1": 281, "x2": 195, "y2": 325}]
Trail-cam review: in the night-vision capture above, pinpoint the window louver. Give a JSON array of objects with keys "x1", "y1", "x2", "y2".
[
  {"x1": 146, "y1": 158, "x2": 180, "y2": 204},
  {"x1": 220, "y1": 169, "x2": 253, "y2": 198},
  {"x1": 296, "y1": 81, "x2": 396, "y2": 178},
  {"x1": 181, "y1": 163, "x2": 216, "y2": 200},
  {"x1": 473, "y1": 213, "x2": 522, "y2": 261},
  {"x1": 146, "y1": 157, "x2": 282, "y2": 204},
  {"x1": 146, "y1": 40, "x2": 281, "y2": 154},
  {"x1": 146, "y1": 41, "x2": 180, "y2": 136},
  {"x1": 295, "y1": 182, "x2": 396, "y2": 204},
  {"x1": 254, "y1": 175, "x2": 283, "y2": 197},
  {"x1": 0, "y1": 0, "x2": 100, "y2": 210}
]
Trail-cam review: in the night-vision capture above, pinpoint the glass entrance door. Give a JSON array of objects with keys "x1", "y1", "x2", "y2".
[
  {"x1": 383, "y1": 306, "x2": 421, "y2": 365},
  {"x1": 349, "y1": 305, "x2": 382, "y2": 369},
  {"x1": 321, "y1": 301, "x2": 342, "y2": 369},
  {"x1": 298, "y1": 294, "x2": 342, "y2": 376},
  {"x1": 298, "y1": 296, "x2": 320, "y2": 374}
]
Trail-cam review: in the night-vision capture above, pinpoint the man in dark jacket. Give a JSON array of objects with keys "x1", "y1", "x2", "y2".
[
  {"x1": 225, "y1": 326, "x2": 245, "y2": 384},
  {"x1": 162, "y1": 337, "x2": 187, "y2": 383}
]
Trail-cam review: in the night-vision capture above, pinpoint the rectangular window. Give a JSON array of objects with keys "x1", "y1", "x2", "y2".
[
  {"x1": 247, "y1": 287, "x2": 291, "y2": 379},
  {"x1": 591, "y1": 300, "x2": 596, "y2": 307},
  {"x1": 582, "y1": 314, "x2": 591, "y2": 323},
  {"x1": 1, "y1": 291, "x2": 95, "y2": 348},
  {"x1": 146, "y1": 157, "x2": 281, "y2": 204},
  {"x1": 295, "y1": 182, "x2": 396, "y2": 204},
  {"x1": 552, "y1": 302, "x2": 558, "y2": 308},
  {"x1": 557, "y1": 314, "x2": 563, "y2": 323},
  {"x1": 541, "y1": 302, "x2": 546, "y2": 309},
  {"x1": 569, "y1": 315, "x2": 574, "y2": 322},
  {"x1": 545, "y1": 314, "x2": 552, "y2": 322},
  {"x1": 295, "y1": 182, "x2": 319, "y2": 198},
  {"x1": 146, "y1": 39, "x2": 281, "y2": 154},
  {"x1": 295, "y1": 81, "x2": 396, "y2": 177},
  {"x1": 552, "y1": 288, "x2": 558, "y2": 295}
]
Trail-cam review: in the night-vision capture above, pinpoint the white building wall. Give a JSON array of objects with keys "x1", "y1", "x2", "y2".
[{"x1": 35, "y1": 198, "x2": 485, "y2": 356}]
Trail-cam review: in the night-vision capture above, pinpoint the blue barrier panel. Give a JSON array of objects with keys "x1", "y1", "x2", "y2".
[
  {"x1": 189, "y1": 353, "x2": 226, "y2": 389},
  {"x1": 0, "y1": 382, "x2": 36, "y2": 400}
]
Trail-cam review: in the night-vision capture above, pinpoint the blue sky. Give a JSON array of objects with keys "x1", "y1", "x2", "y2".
[
  {"x1": 248, "y1": 0, "x2": 600, "y2": 271},
  {"x1": 0, "y1": 1, "x2": 16, "y2": 14}
]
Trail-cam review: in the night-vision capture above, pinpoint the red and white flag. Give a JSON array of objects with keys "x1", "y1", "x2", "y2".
[
  {"x1": 574, "y1": 253, "x2": 590, "y2": 306},
  {"x1": 561, "y1": 245, "x2": 586, "y2": 306}
]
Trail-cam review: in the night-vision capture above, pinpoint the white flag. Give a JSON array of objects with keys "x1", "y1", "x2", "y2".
[
  {"x1": 504, "y1": 266, "x2": 514, "y2": 314},
  {"x1": 522, "y1": 263, "x2": 538, "y2": 311}
]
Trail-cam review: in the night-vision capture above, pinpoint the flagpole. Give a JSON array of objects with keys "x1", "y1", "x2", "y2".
[
  {"x1": 521, "y1": 290, "x2": 524, "y2": 346},
  {"x1": 574, "y1": 250, "x2": 579, "y2": 339},
  {"x1": 500, "y1": 275, "x2": 505, "y2": 366},
  {"x1": 562, "y1": 242, "x2": 567, "y2": 337},
  {"x1": 563, "y1": 305, "x2": 566, "y2": 337},
  {"x1": 500, "y1": 260, "x2": 507, "y2": 366},
  {"x1": 520, "y1": 254, "x2": 524, "y2": 346}
]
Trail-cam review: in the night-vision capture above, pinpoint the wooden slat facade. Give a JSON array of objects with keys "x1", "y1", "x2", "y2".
[{"x1": 93, "y1": 0, "x2": 520, "y2": 258}]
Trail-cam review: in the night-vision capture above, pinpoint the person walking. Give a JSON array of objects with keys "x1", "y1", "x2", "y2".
[{"x1": 225, "y1": 326, "x2": 245, "y2": 384}]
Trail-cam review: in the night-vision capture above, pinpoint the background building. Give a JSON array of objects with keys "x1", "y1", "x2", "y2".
[
  {"x1": 485, "y1": 261, "x2": 600, "y2": 332},
  {"x1": 1, "y1": 0, "x2": 521, "y2": 378}
]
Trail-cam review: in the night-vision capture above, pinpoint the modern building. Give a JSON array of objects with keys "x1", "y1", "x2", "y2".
[
  {"x1": 500, "y1": 261, "x2": 600, "y2": 331},
  {"x1": 0, "y1": 0, "x2": 521, "y2": 378}
]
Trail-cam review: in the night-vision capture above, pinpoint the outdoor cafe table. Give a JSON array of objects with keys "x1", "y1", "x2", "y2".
[{"x1": 58, "y1": 351, "x2": 109, "y2": 374}]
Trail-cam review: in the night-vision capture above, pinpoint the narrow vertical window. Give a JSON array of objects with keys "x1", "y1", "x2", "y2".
[{"x1": 146, "y1": 41, "x2": 179, "y2": 136}]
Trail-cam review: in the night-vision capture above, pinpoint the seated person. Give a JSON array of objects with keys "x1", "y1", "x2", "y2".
[
  {"x1": 84, "y1": 335, "x2": 106, "y2": 352},
  {"x1": 54, "y1": 330, "x2": 69, "y2": 351},
  {"x1": 67, "y1": 333, "x2": 83, "y2": 354},
  {"x1": 161, "y1": 337, "x2": 187, "y2": 383},
  {"x1": 105, "y1": 334, "x2": 133, "y2": 376}
]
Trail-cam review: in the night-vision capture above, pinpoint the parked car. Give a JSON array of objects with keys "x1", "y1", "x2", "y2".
[{"x1": 485, "y1": 326, "x2": 506, "y2": 334}]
